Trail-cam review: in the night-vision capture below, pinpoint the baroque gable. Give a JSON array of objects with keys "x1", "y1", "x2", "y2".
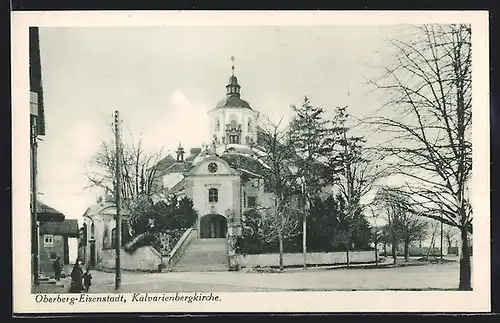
[{"x1": 186, "y1": 156, "x2": 240, "y2": 177}]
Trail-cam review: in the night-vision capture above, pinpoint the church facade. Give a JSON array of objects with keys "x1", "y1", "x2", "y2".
[{"x1": 151, "y1": 67, "x2": 278, "y2": 240}]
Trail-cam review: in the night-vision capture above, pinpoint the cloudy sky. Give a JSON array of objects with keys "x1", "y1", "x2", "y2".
[{"x1": 36, "y1": 25, "x2": 406, "y2": 220}]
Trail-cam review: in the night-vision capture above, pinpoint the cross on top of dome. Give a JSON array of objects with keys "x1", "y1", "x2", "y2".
[
  {"x1": 214, "y1": 56, "x2": 253, "y2": 110},
  {"x1": 231, "y1": 56, "x2": 236, "y2": 76},
  {"x1": 226, "y1": 56, "x2": 241, "y2": 98}
]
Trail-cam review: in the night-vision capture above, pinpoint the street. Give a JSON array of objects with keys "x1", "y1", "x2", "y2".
[{"x1": 35, "y1": 261, "x2": 462, "y2": 293}]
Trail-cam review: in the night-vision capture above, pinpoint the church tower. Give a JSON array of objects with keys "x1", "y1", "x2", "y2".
[
  {"x1": 176, "y1": 142, "x2": 185, "y2": 162},
  {"x1": 208, "y1": 57, "x2": 260, "y2": 148}
]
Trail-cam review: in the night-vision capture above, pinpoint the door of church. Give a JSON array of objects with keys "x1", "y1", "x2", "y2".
[{"x1": 200, "y1": 214, "x2": 227, "y2": 239}]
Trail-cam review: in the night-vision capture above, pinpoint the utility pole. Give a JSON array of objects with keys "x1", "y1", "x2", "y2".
[
  {"x1": 302, "y1": 181, "x2": 307, "y2": 270},
  {"x1": 30, "y1": 113, "x2": 39, "y2": 286},
  {"x1": 114, "y1": 111, "x2": 122, "y2": 290},
  {"x1": 342, "y1": 116, "x2": 353, "y2": 266}
]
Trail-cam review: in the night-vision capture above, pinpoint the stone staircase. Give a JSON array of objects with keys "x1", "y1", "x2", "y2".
[{"x1": 171, "y1": 238, "x2": 229, "y2": 272}]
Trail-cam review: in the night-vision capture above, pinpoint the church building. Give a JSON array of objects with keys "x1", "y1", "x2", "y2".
[{"x1": 151, "y1": 61, "x2": 277, "y2": 240}]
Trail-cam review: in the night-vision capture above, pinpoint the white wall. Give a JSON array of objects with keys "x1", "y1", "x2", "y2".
[
  {"x1": 68, "y1": 238, "x2": 78, "y2": 264},
  {"x1": 191, "y1": 178, "x2": 235, "y2": 217},
  {"x1": 100, "y1": 246, "x2": 163, "y2": 271},
  {"x1": 208, "y1": 108, "x2": 259, "y2": 146},
  {"x1": 187, "y1": 158, "x2": 240, "y2": 220},
  {"x1": 238, "y1": 251, "x2": 376, "y2": 268}
]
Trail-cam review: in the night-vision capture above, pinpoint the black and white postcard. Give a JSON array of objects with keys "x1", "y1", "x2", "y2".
[{"x1": 12, "y1": 10, "x2": 490, "y2": 313}]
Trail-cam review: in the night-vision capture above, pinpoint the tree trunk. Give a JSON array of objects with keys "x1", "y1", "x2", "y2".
[
  {"x1": 404, "y1": 240, "x2": 409, "y2": 262},
  {"x1": 459, "y1": 226, "x2": 472, "y2": 290},
  {"x1": 278, "y1": 234, "x2": 284, "y2": 272},
  {"x1": 383, "y1": 242, "x2": 387, "y2": 257},
  {"x1": 427, "y1": 225, "x2": 437, "y2": 260},
  {"x1": 345, "y1": 244, "x2": 350, "y2": 267},
  {"x1": 375, "y1": 240, "x2": 379, "y2": 266},
  {"x1": 302, "y1": 213, "x2": 307, "y2": 270},
  {"x1": 391, "y1": 238, "x2": 397, "y2": 265},
  {"x1": 440, "y1": 220, "x2": 444, "y2": 261}
]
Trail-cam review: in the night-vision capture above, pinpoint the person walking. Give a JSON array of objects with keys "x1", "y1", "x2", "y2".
[
  {"x1": 69, "y1": 261, "x2": 84, "y2": 293},
  {"x1": 83, "y1": 267, "x2": 92, "y2": 293},
  {"x1": 52, "y1": 256, "x2": 62, "y2": 281}
]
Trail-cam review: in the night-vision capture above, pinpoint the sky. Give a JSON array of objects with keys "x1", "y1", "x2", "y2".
[{"x1": 36, "y1": 25, "x2": 407, "y2": 221}]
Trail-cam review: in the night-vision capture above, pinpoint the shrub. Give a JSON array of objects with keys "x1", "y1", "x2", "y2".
[{"x1": 123, "y1": 233, "x2": 155, "y2": 254}]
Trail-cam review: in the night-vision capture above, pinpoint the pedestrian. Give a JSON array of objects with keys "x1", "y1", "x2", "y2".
[
  {"x1": 52, "y1": 256, "x2": 62, "y2": 281},
  {"x1": 83, "y1": 267, "x2": 92, "y2": 293},
  {"x1": 69, "y1": 261, "x2": 84, "y2": 293}
]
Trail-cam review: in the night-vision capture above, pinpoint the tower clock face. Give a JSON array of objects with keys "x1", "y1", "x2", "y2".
[{"x1": 208, "y1": 162, "x2": 218, "y2": 173}]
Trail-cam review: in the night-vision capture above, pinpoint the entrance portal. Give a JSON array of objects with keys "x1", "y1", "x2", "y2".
[{"x1": 200, "y1": 214, "x2": 227, "y2": 238}]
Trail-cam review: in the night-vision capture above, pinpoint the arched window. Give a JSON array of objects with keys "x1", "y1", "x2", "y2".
[
  {"x1": 90, "y1": 222, "x2": 95, "y2": 239},
  {"x1": 228, "y1": 115, "x2": 241, "y2": 144},
  {"x1": 208, "y1": 188, "x2": 219, "y2": 203},
  {"x1": 247, "y1": 118, "x2": 253, "y2": 133},
  {"x1": 230, "y1": 120, "x2": 237, "y2": 129},
  {"x1": 215, "y1": 118, "x2": 220, "y2": 131},
  {"x1": 229, "y1": 134, "x2": 239, "y2": 144}
]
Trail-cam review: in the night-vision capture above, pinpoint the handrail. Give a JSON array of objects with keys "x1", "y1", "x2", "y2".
[{"x1": 167, "y1": 227, "x2": 197, "y2": 270}]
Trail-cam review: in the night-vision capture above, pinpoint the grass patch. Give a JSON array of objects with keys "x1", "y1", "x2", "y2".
[{"x1": 416, "y1": 257, "x2": 456, "y2": 263}]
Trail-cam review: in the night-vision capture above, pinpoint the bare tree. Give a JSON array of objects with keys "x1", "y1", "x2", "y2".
[
  {"x1": 367, "y1": 24, "x2": 472, "y2": 290},
  {"x1": 329, "y1": 193, "x2": 372, "y2": 267},
  {"x1": 85, "y1": 126, "x2": 165, "y2": 208},
  {"x1": 261, "y1": 201, "x2": 302, "y2": 272},
  {"x1": 426, "y1": 220, "x2": 441, "y2": 259},
  {"x1": 368, "y1": 206, "x2": 385, "y2": 266},
  {"x1": 255, "y1": 116, "x2": 302, "y2": 271},
  {"x1": 443, "y1": 224, "x2": 458, "y2": 253},
  {"x1": 396, "y1": 211, "x2": 429, "y2": 262},
  {"x1": 372, "y1": 187, "x2": 403, "y2": 265},
  {"x1": 257, "y1": 116, "x2": 298, "y2": 201}
]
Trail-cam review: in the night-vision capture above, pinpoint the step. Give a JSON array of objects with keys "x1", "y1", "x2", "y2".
[
  {"x1": 171, "y1": 264, "x2": 229, "y2": 272},
  {"x1": 176, "y1": 259, "x2": 228, "y2": 264},
  {"x1": 196, "y1": 238, "x2": 226, "y2": 242},
  {"x1": 188, "y1": 248, "x2": 228, "y2": 253},
  {"x1": 171, "y1": 237, "x2": 230, "y2": 272},
  {"x1": 176, "y1": 258, "x2": 229, "y2": 265},
  {"x1": 176, "y1": 260, "x2": 229, "y2": 266},
  {"x1": 177, "y1": 250, "x2": 228, "y2": 257}
]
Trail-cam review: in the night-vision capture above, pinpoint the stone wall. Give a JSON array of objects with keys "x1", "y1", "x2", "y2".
[
  {"x1": 238, "y1": 250, "x2": 376, "y2": 268},
  {"x1": 99, "y1": 246, "x2": 163, "y2": 272},
  {"x1": 165, "y1": 228, "x2": 198, "y2": 270}
]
